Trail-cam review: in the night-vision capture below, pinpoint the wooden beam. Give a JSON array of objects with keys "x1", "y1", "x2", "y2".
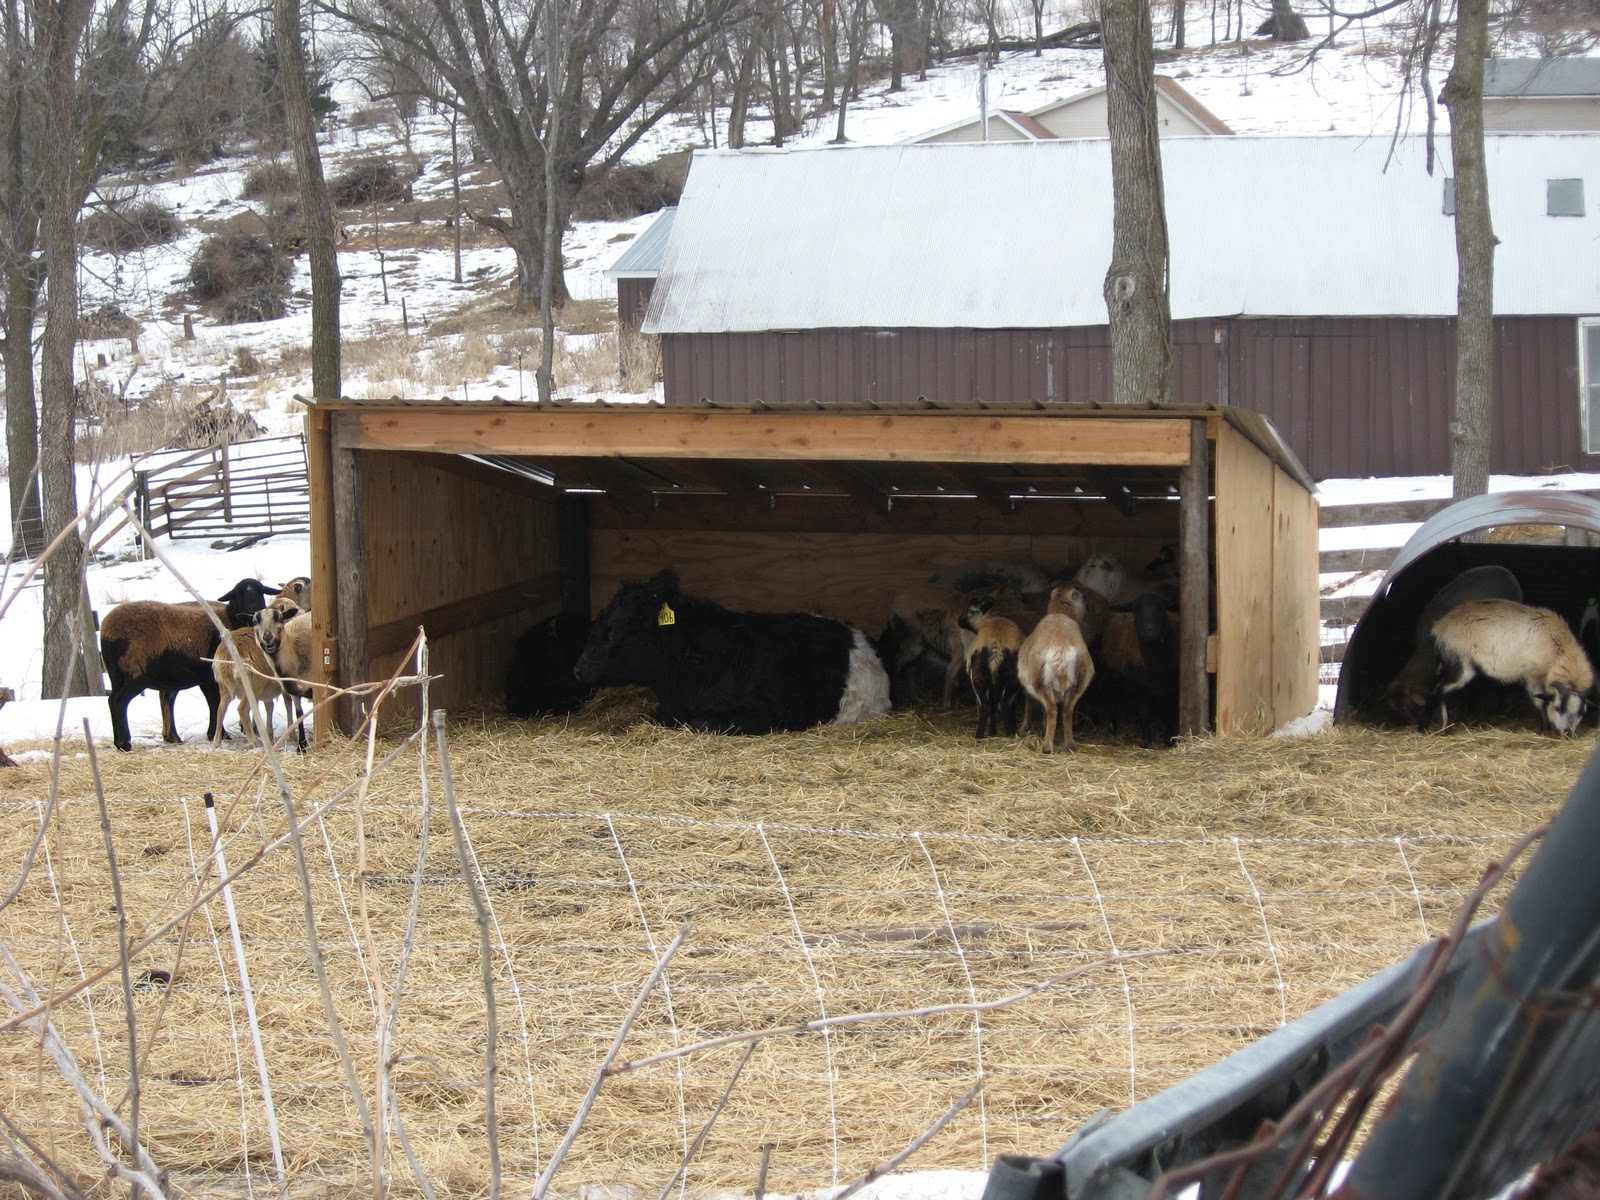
[
  {"x1": 332, "y1": 418, "x2": 371, "y2": 736},
  {"x1": 666, "y1": 458, "x2": 778, "y2": 507},
  {"x1": 937, "y1": 464, "x2": 1018, "y2": 515},
  {"x1": 336, "y1": 409, "x2": 1194, "y2": 467},
  {"x1": 587, "y1": 491, "x2": 1182, "y2": 538},
  {"x1": 1178, "y1": 418, "x2": 1211, "y2": 737},
  {"x1": 368, "y1": 572, "x2": 563, "y2": 658},
  {"x1": 306, "y1": 410, "x2": 336, "y2": 745},
  {"x1": 804, "y1": 461, "x2": 893, "y2": 512}
]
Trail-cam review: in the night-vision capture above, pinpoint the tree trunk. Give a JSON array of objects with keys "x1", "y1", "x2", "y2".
[
  {"x1": 1264, "y1": 0, "x2": 1308, "y2": 40},
  {"x1": 1100, "y1": 0, "x2": 1172, "y2": 407},
  {"x1": 1173, "y1": 0, "x2": 1186, "y2": 49},
  {"x1": 1442, "y1": 0, "x2": 1493, "y2": 501},
  {"x1": 3, "y1": 264, "x2": 43, "y2": 558},
  {"x1": 728, "y1": 37, "x2": 760, "y2": 148},
  {"x1": 38, "y1": 0, "x2": 93, "y2": 700},
  {"x1": 277, "y1": 0, "x2": 340, "y2": 405}
]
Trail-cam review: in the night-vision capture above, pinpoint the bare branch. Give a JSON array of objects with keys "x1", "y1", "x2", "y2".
[{"x1": 833, "y1": 1076, "x2": 986, "y2": 1200}]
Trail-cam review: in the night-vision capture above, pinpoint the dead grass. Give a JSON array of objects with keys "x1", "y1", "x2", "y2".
[{"x1": 0, "y1": 700, "x2": 1578, "y2": 1196}]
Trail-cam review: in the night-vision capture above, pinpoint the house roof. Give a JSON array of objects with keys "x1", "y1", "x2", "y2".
[
  {"x1": 642, "y1": 135, "x2": 1600, "y2": 333},
  {"x1": 1026, "y1": 76, "x2": 1234, "y2": 135},
  {"x1": 604, "y1": 206, "x2": 677, "y2": 278},
  {"x1": 909, "y1": 109, "x2": 1055, "y2": 143},
  {"x1": 1485, "y1": 57, "x2": 1600, "y2": 98}
]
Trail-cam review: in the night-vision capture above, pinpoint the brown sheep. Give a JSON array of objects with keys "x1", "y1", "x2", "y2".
[
  {"x1": 209, "y1": 625, "x2": 279, "y2": 748},
  {"x1": 255, "y1": 598, "x2": 316, "y2": 751},
  {"x1": 958, "y1": 597, "x2": 1025, "y2": 739}
]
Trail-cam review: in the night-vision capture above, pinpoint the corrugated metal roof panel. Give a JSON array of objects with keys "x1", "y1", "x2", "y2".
[
  {"x1": 604, "y1": 207, "x2": 677, "y2": 278},
  {"x1": 643, "y1": 135, "x2": 1600, "y2": 333}
]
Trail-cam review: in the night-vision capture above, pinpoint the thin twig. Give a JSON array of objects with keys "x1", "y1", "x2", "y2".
[
  {"x1": 437, "y1": 708, "x2": 501, "y2": 1200},
  {"x1": 655, "y1": 1042, "x2": 758, "y2": 1200},
  {"x1": 85, "y1": 724, "x2": 145, "y2": 1197},
  {"x1": 831, "y1": 1076, "x2": 986, "y2": 1200},
  {"x1": 610, "y1": 946, "x2": 1186, "y2": 1076},
  {"x1": 533, "y1": 922, "x2": 693, "y2": 1200},
  {"x1": 387, "y1": 1087, "x2": 441, "y2": 1200}
]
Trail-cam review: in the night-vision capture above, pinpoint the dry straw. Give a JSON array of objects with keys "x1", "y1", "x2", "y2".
[{"x1": 0, "y1": 673, "x2": 1584, "y2": 1198}]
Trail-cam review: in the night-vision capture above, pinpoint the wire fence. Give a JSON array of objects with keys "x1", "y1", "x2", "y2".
[{"x1": 0, "y1": 778, "x2": 1518, "y2": 1198}]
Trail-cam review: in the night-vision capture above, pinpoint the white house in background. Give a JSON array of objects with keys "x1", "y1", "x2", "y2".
[
  {"x1": 909, "y1": 75, "x2": 1232, "y2": 143},
  {"x1": 1484, "y1": 58, "x2": 1600, "y2": 131}
]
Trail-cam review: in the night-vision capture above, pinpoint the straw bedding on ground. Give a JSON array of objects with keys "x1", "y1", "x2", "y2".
[{"x1": 0, "y1": 692, "x2": 1584, "y2": 1197}]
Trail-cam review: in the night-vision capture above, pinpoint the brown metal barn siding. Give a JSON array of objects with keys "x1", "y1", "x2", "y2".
[
  {"x1": 660, "y1": 317, "x2": 1588, "y2": 478},
  {"x1": 616, "y1": 279, "x2": 654, "y2": 336}
]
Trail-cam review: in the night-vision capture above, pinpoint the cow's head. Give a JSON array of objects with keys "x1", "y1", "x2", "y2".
[{"x1": 575, "y1": 569, "x2": 682, "y2": 688}]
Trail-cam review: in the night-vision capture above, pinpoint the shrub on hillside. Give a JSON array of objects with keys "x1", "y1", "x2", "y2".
[
  {"x1": 79, "y1": 201, "x2": 182, "y2": 254},
  {"x1": 187, "y1": 232, "x2": 291, "y2": 316},
  {"x1": 572, "y1": 160, "x2": 682, "y2": 221},
  {"x1": 222, "y1": 285, "x2": 288, "y2": 324},
  {"x1": 329, "y1": 157, "x2": 413, "y2": 208},
  {"x1": 242, "y1": 160, "x2": 297, "y2": 199}
]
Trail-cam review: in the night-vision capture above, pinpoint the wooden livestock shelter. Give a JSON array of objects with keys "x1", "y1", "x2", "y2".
[{"x1": 304, "y1": 399, "x2": 1319, "y2": 741}]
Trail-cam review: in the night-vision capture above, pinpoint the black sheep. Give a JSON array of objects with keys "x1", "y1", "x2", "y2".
[
  {"x1": 574, "y1": 569, "x2": 891, "y2": 734},
  {"x1": 1096, "y1": 591, "x2": 1180, "y2": 748},
  {"x1": 100, "y1": 578, "x2": 275, "y2": 752}
]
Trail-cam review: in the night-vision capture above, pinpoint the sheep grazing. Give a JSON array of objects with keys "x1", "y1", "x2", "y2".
[
  {"x1": 1425, "y1": 598, "x2": 1595, "y2": 736},
  {"x1": 255, "y1": 598, "x2": 315, "y2": 751},
  {"x1": 1017, "y1": 586, "x2": 1095, "y2": 753},
  {"x1": 100, "y1": 577, "x2": 275, "y2": 752},
  {"x1": 958, "y1": 597, "x2": 1025, "y2": 739},
  {"x1": 1096, "y1": 592, "x2": 1180, "y2": 747},
  {"x1": 1386, "y1": 566, "x2": 1524, "y2": 727},
  {"x1": 210, "y1": 625, "x2": 279, "y2": 748}
]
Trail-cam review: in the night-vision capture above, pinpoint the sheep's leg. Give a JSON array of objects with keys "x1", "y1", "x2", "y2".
[
  {"x1": 200, "y1": 679, "x2": 225, "y2": 742},
  {"x1": 1040, "y1": 697, "x2": 1059, "y2": 754},
  {"x1": 974, "y1": 686, "x2": 992, "y2": 740},
  {"x1": 1061, "y1": 693, "x2": 1079, "y2": 751},
  {"x1": 1002, "y1": 684, "x2": 1021, "y2": 737},
  {"x1": 943, "y1": 655, "x2": 965, "y2": 709},
  {"x1": 158, "y1": 688, "x2": 182, "y2": 743},
  {"x1": 108, "y1": 684, "x2": 140, "y2": 752}
]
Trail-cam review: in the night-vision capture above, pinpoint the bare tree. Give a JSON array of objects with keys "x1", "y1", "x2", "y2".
[
  {"x1": 275, "y1": 0, "x2": 340, "y2": 403},
  {"x1": 1100, "y1": 0, "x2": 1171, "y2": 406},
  {"x1": 332, "y1": 0, "x2": 745, "y2": 308},
  {"x1": 1441, "y1": 0, "x2": 1494, "y2": 499}
]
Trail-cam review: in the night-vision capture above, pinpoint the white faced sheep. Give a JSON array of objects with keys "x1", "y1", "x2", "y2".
[
  {"x1": 1017, "y1": 585, "x2": 1095, "y2": 754},
  {"x1": 100, "y1": 578, "x2": 276, "y2": 752},
  {"x1": 255, "y1": 598, "x2": 315, "y2": 751},
  {"x1": 958, "y1": 597, "x2": 1025, "y2": 739},
  {"x1": 1425, "y1": 599, "x2": 1595, "y2": 736},
  {"x1": 209, "y1": 624, "x2": 280, "y2": 748},
  {"x1": 1071, "y1": 554, "x2": 1126, "y2": 604}
]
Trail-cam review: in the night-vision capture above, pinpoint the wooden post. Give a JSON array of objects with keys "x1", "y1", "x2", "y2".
[
  {"x1": 332, "y1": 415, "x2": 371, "y2": 735},
  {"x1": 557, "y1": 494, "x2": 590, "y2": 616},
  {"x1": 1178, "y1": 418, "x2": 1211, "y2": 736}
]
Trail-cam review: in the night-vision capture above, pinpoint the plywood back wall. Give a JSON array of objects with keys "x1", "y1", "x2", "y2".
[{"x1": 591, "y1": 530, "x2": 1179, "y2": 631}]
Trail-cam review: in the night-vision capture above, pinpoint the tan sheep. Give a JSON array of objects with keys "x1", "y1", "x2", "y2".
[
  {"x1": 209, "y1": 626, "x2": 279, "y2": 748},
  {"x1": 1017, "y1": 585, "x2": 1095, "y2": 754},
  {"x1": 1428, "y1": 599, "x2": 1595, "y2": 736},
  {"x1": 255, "y1": 598, "x2": 316, "y2": 751}
]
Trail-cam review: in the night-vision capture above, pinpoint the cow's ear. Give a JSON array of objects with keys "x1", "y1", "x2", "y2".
[{"x1": 647, "y1": 568, "x2": 680, "y2": 600}]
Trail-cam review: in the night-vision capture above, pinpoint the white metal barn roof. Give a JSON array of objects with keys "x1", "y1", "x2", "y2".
[
  {"x1": 604, "y1": 206, "x2": 677, "y2": 278},
  {"x1": 642, "y1": 135, "x2": 1600, "y2": 333}
]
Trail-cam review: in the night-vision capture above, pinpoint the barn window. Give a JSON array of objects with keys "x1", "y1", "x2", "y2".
[
  {"x1": 1585, "y1": 319, "x2": 1600, "y2": 454},
  {"x1": 1548, "y1": 178, "x2": 1585, "y2": 217}
]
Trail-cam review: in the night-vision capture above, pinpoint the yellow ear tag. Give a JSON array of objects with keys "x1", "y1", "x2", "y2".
[{"x1": 657, "y1": 602, "x2": 676, "y2": 627}]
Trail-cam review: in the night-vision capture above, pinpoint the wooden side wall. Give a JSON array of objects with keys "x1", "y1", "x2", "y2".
[
  {"x1": 590, "y1": 529, "x2": 1179, "y2": 634},
  {"x1": 1213, "y1": 424, "x2": 1318, "y2": 733},
  {"x1": 362, "y1": 453, "x2": 561, "y2": 722}
]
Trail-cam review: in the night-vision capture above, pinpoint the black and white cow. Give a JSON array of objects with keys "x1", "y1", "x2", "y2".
[{"x1": 574, "y1": 569, "x2": 891, "y2": 734}]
